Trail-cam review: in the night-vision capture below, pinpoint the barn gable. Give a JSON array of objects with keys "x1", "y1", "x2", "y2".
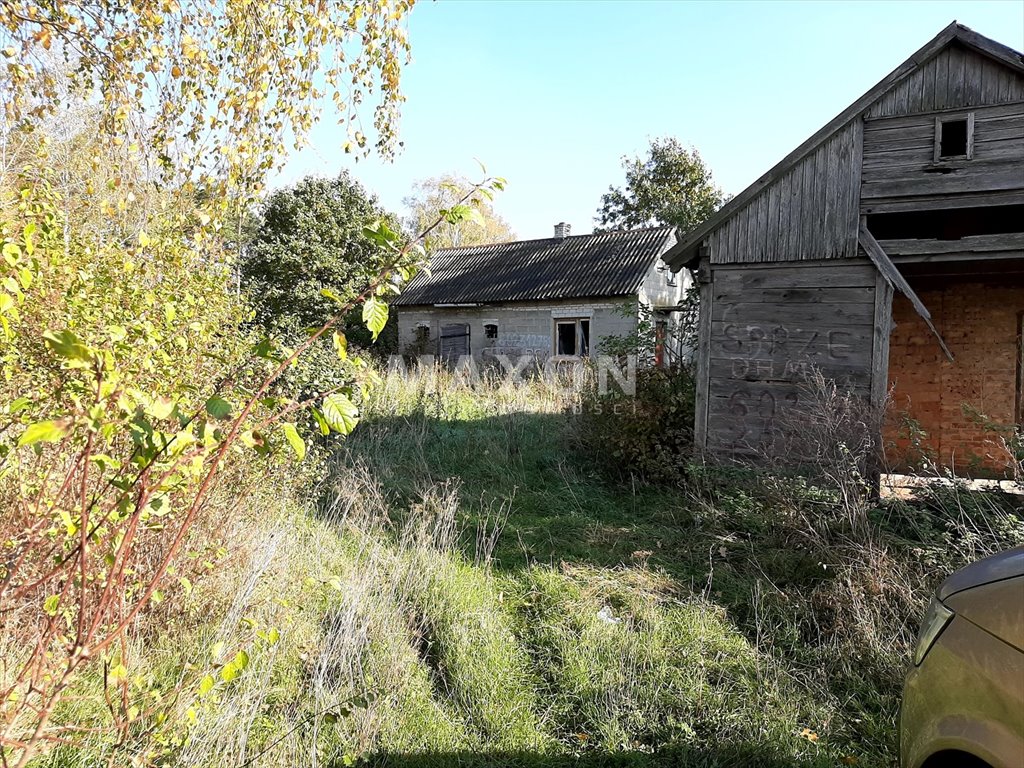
[{"x1": 664, "y1": 22, "x2": 1024, "y2": 270}]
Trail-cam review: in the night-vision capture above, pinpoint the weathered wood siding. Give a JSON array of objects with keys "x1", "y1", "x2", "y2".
[
  {"x1": 862, "y1": 101, "x2": 1024, "y2": 202},
  {"x1": 700, "y1": 260, "x2": 878, "y2": 456},
  {"x1": 708, "y1": 122, "x2": 862, "y2": 265},
  {"x1": 865, "y1": 44, "x2": 1024, "y2": 118}
]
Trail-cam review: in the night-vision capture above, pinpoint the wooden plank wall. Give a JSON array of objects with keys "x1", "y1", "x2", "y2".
[
  {"x1": 704, "y1": 260, "x2": 877, "y2": 456},
  {"x1": 708, "y1": 121, "x2": 862, "y2": 265},
  {"x1": 865, "y1": 44, "x2": 1024, "y2": 119},
  {"x1": 862, "y1": 101, "x2": 1024, "y2": 201}
]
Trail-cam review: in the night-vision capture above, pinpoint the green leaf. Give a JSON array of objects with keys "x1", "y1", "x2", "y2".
[
  {"x1": 280, "y1": 422, "x2": 306, "y2": 462},
  {"x1": 311, "y1": 408, "x2": 330, "y2": 437},
  {"x1": 43, "y1": 595, "x2": 59, "y2": 616},
  {"x1": 205, "y1": 396, "x2": 232, "y2": 420},
  {"x1": 220, "y1": 663, "x2": 239, "y2": 683},
  {"x1": 322, "y1": 394, "x2": 359, "y2": 435},
  {"x1": 22, "y1": 222, "x2": 35, "y2": 255},
  {"x1": 465, "y1": 206, "x2": 486, "y2": 228},
  {"x1": 19, "y1": 420, "x2": 70, "y2": 446},
  {"x1": 320, "y1": 288, "x2": 343, "y2": 305},
  {"x1": 199, "y1": 675, "x2": 215, "y2": 696},
  {"x1": 362, "y1": 297, "x2": 388, "y2": 342},
  {"x1": 42, "y1": 329, "x2": 94, "y2": 366},
  {"x1": 148, "y1": 397, "x2": 175, "y2": 421},
  {"x1": 233, "y1": 650, "x2": 249, "y2": 671},
  {"x1": 362, "y1": 219, "x2": 401, "y2": 250},
  {"x1": 332, "y1": 331, "x2": 348, "y2": 361}
]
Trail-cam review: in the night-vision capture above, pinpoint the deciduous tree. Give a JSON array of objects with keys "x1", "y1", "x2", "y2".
[
  {"x1": 404, "y1": 173, "x2": 515, "y2": 249},
  {"x1": 595, "y1": 137, "x2": 725, "y2": 236},
  {"x1": 242, "y1": 173, "x2": 399, "y2": 335}
]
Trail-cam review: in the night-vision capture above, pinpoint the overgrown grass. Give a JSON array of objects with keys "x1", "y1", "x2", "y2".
[{"x1": 30, "y1": 368, "x2": 1024, "y2": 767}]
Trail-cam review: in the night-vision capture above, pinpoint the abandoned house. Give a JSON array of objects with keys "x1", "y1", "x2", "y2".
[
  {"x1": 394, "y1": 223, "x2": 688, "y2": 365},
  {"x1": 663, "y1": 22, "x2": 1024, "y2": 475}
]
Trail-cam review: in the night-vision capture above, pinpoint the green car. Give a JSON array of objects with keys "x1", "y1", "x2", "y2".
[{"x1": 901, "y1": 546, "x2": 1024, "y2": 768}]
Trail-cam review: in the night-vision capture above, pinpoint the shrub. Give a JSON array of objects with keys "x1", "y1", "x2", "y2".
[{"x1": 578, "y1": 364, "x2": 695, "y2": 482}]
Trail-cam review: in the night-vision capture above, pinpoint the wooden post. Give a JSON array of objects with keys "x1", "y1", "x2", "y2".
[
  {"x1": 870, "y1": 271, "x2": 895, "y2": 493},
  {"x1": 694, "y1": 256, "x2": 713, "y2": 455}
]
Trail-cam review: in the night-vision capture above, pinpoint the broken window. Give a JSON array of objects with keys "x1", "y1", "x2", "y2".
[
  {"x1": 484, "y1": 323, "x2": 498, "y2": 340},
  {"x1": 555, "y1": 318, "x2": 590, "y2": 357},
  {"x1": 935, "y1": 114, "x2": 973, "y2": 160}
]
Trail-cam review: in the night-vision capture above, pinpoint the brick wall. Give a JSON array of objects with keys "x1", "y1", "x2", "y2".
[{"x1": 885, "y1": 279, "x2": 1023, "y2": 475}]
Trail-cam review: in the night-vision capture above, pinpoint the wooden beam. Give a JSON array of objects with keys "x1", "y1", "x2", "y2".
[
  {"x1": 861, "y1": 189, "x2": 1024, "y2": 215},
  {"x1": 859, "y1": 218, "x2": 955, "y2": 362},
  {"x1": 879, "y1": 232, "x2": 1024, "y2": 257}
]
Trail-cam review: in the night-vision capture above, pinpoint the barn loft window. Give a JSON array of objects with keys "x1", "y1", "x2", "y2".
[
  {"x1": 934, "y1": 113, "x2": 974, "y2": 160},
  {"x1": 415, "y1": 324, "x2": 431, "y2": 343},
  {"x1": 555, "y1": 318, "x2": 590, "y2": 357},
  {"x1": 484, "y1": 323, "x2": 498, "y2": 339}
]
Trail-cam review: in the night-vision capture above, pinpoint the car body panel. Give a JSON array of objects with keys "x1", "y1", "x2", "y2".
[
  {"x1": 938, "y1": 546, "x2": 1024, "y2": 601},
  {"x1": 901, "y1": 613, "x2": 1024, "y2": 768},
  {"x1": 946, "y1": 578, "x2": 1024, "y2": 653}
]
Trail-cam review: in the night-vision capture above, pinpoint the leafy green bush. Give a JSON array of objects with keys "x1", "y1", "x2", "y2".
[{"x1": 578, "y1": 365, "x2": 696, "y2": 482}]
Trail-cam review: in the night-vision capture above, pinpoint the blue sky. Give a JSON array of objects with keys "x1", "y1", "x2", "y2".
[{"x1": 271, "y1": 0, "x2": 1024, "y2": 240}]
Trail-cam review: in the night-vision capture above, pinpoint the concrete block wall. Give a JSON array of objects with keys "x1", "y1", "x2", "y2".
[
  {"x1": 639, "y1": 258, "x2": 694, "y2": 363},
  {"x1": 396, "y1": 297, "x2": 638, "y2": 363},
  {"x1": 885, "y1": 279, "x2": 1023, "y2": 474}
]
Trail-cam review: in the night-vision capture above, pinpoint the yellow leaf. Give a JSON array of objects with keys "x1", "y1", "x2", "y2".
[{"x1": 138, "y1": 230, "x2": 151, "y2": 247}]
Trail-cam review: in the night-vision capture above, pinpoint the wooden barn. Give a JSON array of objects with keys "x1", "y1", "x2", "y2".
[{"x1": 663, "y1": 22, "x2": 1024, "y2": 475}]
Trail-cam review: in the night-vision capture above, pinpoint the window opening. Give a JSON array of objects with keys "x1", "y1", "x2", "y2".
[
  {"x1": 555, "y1": 319, "x2": 590, "y2": 357},
  {"x1": 484, "y1": 323, "x2": 498, "y2": 340},
  {"x1": 655, "y1": 318, "x2": 667, "y2": 368},
  {"x1": 935, "y1": 114, "x2": 973, "y2": 160},
  {"x1": 415, "y1": 325, "x2": 431, "y2": 343},
  {"x1": 556, "y1": 321, "x2": 577, "y2": 356}
]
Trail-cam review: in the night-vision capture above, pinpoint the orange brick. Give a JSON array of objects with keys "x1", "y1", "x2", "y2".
[{"x1": 884, "y1": 280, "x2": 1023, "y2": 476}]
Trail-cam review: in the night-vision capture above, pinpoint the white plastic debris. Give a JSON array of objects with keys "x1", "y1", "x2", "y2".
[{"x1": 596, "y1": 606, "x2": 622, "y2": 625}]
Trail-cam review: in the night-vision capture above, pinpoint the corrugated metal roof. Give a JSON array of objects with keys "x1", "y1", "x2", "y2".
[{"x1": 394, "y1": 226, "x2": 677, "y2": 306}]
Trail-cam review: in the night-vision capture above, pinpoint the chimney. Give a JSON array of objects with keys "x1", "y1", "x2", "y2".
[{"x1": 553, "y1": 222, "x2": 571, "y2": 239}]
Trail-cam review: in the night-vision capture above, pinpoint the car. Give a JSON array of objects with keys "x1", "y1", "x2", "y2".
[{"x1": 900, "y1": 546, "x2": 1024, "y2": 768}]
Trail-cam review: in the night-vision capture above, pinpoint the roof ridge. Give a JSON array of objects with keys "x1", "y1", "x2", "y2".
[{"x1": 432, "y1": 224, "x2": 675, "y2": 255}]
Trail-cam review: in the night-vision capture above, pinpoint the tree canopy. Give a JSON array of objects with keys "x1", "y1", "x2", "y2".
[
  {"x1": 595, "y1": 137, "x2": 725, "y2": 236},
  {"x1": 404, "y1": 173, "x2": 515, "y2": 250},
  {"x1": 1, "y1": 0, "x2": 413, "y2": 209},
  {"x1": 242, "y1": 172, "x2": 398, "y2": 336}
]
